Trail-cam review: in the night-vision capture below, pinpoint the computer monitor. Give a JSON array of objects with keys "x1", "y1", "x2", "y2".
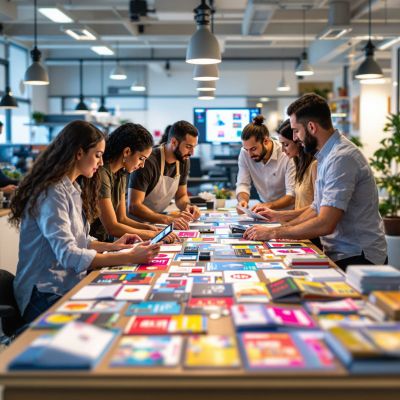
[{"x1": 193, "y1": 107, "x2": 261, "y2": 144}]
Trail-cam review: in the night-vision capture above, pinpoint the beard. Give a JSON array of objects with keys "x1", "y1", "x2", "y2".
[
  {"x1": 252, "y1": 144, "x2": 268, "y2": 163},
  {"x1": 173, "y1": 145, "x2": 190, "y2": 163},
  {"x1": 302, "y1": 126, "x2": 318, "y2": 154}
]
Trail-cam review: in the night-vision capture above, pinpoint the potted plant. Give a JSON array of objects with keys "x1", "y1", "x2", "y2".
[
  {"x1": 213, "y1": 185, "x2": 233, "y2": 208},
  {"x1": 31, "y1": 111, "x2": 46, "y2": 124},
  {"x1": 369, "y1": 113, "x2": 400, "y2": 235}
]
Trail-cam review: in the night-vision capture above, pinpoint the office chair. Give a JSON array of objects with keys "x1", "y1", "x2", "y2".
[{"x1": 0, "y1": 269, "x2": 25, "y2": 339}]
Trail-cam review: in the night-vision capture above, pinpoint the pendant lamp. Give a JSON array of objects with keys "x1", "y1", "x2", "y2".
[
  {"x1": 193, "y1": 64, "x2": 219, "y2": 81},
  {"x1": 0, "y1": 44, "x2": 18, "y2": 109},
  {"x1": 277, "y1": 61, "x2": 290, "y2": 92},
  {"x1": 186, "y1": 0, "x2": 221, "y2": 65},
  {"x1": 110, "y1": 42, "x2": 127, "y2": 80},
  {"x1": 75, "y1": 60, "x2": 88, "y2": 113},
  {"x1": 295, "y1": 8, "x2": 314, "y2": 77},
  {"x1": 24, "y1": 0, "x2": 49, "y2": 85},
  {"x1": 98, "y1": 58, "x2": 108, "y2": 114},
  {"x1": 196, "y1": 81, "x2": 216, "y2": 91},
  {"x1": 355, "y1": 0, "x2": 383, "y2": 80}
]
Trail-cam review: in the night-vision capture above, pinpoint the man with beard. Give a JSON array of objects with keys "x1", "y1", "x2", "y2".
[
  {"x1": 128, "y1": 120, "x2": 200, "y2": 229},
  {"x1": 244, "y1": 93, "x2": 387, "y2": 271},
  {"x1": 236, "y1": 114, "x2": 296, "y2": 211}
]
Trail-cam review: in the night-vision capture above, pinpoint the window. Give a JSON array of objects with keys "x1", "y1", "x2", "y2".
[
  {"x1": 11, "y1": 102, "x2": 31, "y2": 144},
  {"x1": 9, "y1": 44, "x2": 29, "y2": 99}
]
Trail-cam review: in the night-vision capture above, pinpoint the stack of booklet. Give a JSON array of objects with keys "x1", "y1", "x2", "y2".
[{"x1": 346, "y1": 265, "x2": 400, "y2": 294}]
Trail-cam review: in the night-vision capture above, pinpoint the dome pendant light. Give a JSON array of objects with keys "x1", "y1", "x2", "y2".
[
  {"x1": 193, "y1": 64, "x2": 219, "y2": 81},
  {"x1": 98, "y1": 58, "x2": 108, "y2": 114},
  {"x1": 75, "y1": 60, "x2": 88, "y2": 114},
  {"x1": 196, "y1": 81, "x2": 216, "y2": 91},
  {"x1": 110, "y1": 42, "x2": 127, "y2": 80},
  {"x1": 24, "y1": 0, "x2": 49, "y2": 85},
  {"x1": 355, "y1": 0, "x2": 383, "y2": 80},
  {"x1": 295, "y1": 8, "x2": 314, "y2": 77},
  {"x1": 277, "y1": 61, "x2": 290, "y2": 92},
  {"x1": 0, "y1": 86, "x2": 18, "y2": 109},
  {"x1": 186, "y1": 0, "x2": 221, "y2": 65}
]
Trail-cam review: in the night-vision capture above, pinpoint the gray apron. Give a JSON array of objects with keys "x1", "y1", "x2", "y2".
[{"x1": 143, "y1": 144, "x2": 180, "y2": 213}]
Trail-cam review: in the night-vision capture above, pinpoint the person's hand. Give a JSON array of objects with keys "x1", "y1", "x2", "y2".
[
  {"x1": 0, "y1": 184, "x2": 17, "y2": 194},
  {"x1": 243, "y1": 225, "x2": 276, "y2": 241},
  {"x1": 163, "y1": 232, "x2": 179, "y2": 244},
  {"x1": 111, "y1": 233, "x2": 142, "y2": 250},
  {"x1": 177, "y1": 210, "x2": 194, "y2": 222},
  {"x1": 236, "y1": 200, "x2": 248, "y2": 213},
  {"x1": 128, "y1": 241, "x2": 160, "y2": 264},
  {"x1": 145, "y1": 224, "x2": 159, "y2": 232},
  {"x1": 172, "y1": 216, "x2": 190, "y2": 230},
  {"x1": 186, "y1": 204, "x2": 201, "y2": 220},
  {"x1": 251, "y1": 202, "x2": 271, "y2": 212}
]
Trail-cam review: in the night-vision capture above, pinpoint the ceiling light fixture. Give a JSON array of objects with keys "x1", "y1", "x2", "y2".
[
  {"x1": 131, "y1": 67, "x2": 146, "y2": 92},
  {"x1": 198, "y1": 95, "x2": 215, "y2": 100},
  {"x1": 277, "y1": 61, "x2": 290, "y2": 92},
  {"x1": 295, "y1": 8, "x2": 314, "y2": 77},
  {"x1": 377, "y1": 37, "x2": 400, "y2": 51},
  {"x1": 0, "y1": 44, "x2": 18, "y2": 109},
  {"x1": 98, "y1": 58, "x2": 108, "y2": 114},
  {"x1": 75, "y1": 60, "x2": 88, "y2": 114},
  {"x1": 196, "y1": 81, "x2": 216, "y2": 91},
  {"x1": 355, "y1": 0, "x2": 383, "y2": 80},
  {"x1": 91, "y1": 45, "x2": 114, "y2": 56},
  {"x1": 110, "y1": 42, "x2": 127, "y2": 80},
  {"x1": 64, "y1": 27, "x2": 97, "y2": 41},
  {"x1": 38, "y1": 7, "x2": 73, "y2": 23},
  {"x1": 186, "y1": 0, "x2": 221, "y2": 65},
  {"x1": 24, "y1": 0, "x2": 49, "y2": 85},
  {"x1": 193, "y1": 64, "x2": 219, "y2": 81}
]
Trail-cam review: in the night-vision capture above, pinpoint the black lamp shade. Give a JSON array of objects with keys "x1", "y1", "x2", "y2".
[
  {"x1": 355, "y1": 40, "x2": 383, "y2": 79},
  {"x1": 0, "y1": 87, "x2": 18, "y2": 109},
  {"x1": 75, "y1": 95, "x2": 89, "y2": 113}
]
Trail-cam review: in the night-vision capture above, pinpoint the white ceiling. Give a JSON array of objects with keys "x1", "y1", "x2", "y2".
[{"x1": 0, "y1": 0, "x2": 399, "y2": 70}]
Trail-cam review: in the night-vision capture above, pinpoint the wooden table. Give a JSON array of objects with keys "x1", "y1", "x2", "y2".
[{"x1": 1, "y1": 223, "x2": 400, "y2": 400}]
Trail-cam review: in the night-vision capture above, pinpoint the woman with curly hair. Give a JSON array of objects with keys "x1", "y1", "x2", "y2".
[
  {"x1": 90, "y1": 122, "x2": 174, "y2": 242},
  {"x1": 10, "y1": 120, "x2": 160, "y2": 323}
]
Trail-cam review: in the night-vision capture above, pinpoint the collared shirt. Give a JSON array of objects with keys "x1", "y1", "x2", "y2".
[
  {"x1": 312, "y1": 130, "x2": 387, "y2": 263},
  {"x1": 236, "y1": 138, "x2": 296, "y2": 206},
  {"x1": 14, "y1": 176, "x2": 97, "y2": 314}
]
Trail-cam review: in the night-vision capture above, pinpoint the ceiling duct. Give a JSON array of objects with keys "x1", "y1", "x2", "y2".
[
  {"x1": 318, "y1": 0, "x2": 352, "y2": 40},
  {"x1": 242, "y1": 0, "x2": 277, "y2": 36}
]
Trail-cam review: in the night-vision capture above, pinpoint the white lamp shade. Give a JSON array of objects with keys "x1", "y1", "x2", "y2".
[
  {"x1": 24, "y1": 61, "x2": 49, "y2": 85},
  {"x1": 295, "y1": 53, "x2": 314, "y2": 76},
  {"x1": 193, "y1": 64, "x2": 219, "y2": 81},
  {"x1": 196, "y1": 81, "x2": 216, "y2": 91},
  {"x1": 110, "y1": 64, "x2": 127, "y2": 80},
  {"x1": 186, "y1": 26, "x2": 221, "y2": 65},
  {"x1": 277, "y1": 77, "x2": 290, "y2": 91}
]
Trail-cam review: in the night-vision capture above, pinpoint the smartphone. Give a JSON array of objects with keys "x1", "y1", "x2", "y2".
[
  {"x1": 229, "y1": 224, "x2": 249, "y2": 234},
  {"x1": 150, "y1": 224, "x2": 173, "y2": 245}
]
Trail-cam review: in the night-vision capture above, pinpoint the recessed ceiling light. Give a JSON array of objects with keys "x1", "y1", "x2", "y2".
[
  {"x1": 91, "y1": 46, "x2": 114, "y2": 56},
  {"x1": 39, "y1": 8, "x2": 73, "y2": 23}
]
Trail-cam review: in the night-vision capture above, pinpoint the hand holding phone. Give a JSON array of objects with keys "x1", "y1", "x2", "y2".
[{"x1": 150, "y1": 224, "x2": 173, "y2": 244}]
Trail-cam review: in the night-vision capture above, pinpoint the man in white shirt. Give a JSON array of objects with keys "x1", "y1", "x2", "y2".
[{"x1": 236, "y1": 115, "x2": 296, "y2": 210}]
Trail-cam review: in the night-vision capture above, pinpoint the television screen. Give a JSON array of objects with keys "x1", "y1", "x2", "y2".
[{"x1": 193, "y1": 107, "x2": 260, "y2": 143}]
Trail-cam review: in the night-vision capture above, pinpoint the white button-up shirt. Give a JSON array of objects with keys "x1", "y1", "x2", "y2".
[{"x1": 235, "y1": 138, "x2": 296, "y2": 206}]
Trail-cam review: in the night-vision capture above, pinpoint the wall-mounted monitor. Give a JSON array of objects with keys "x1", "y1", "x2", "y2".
[{"x1": 193, "y1": 107, "x2": 261, "y2": 143}]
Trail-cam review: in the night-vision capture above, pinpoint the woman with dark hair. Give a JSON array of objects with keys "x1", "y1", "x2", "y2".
[
  {"x1": 253, "y1": 118, "x2": 317, "y2": 221},
  {"x1": 90, "y1": 122, "x2": 172, "y2": 242},
  {"x1": 10, "y1": 120, "x2": 160, "y2": 323}
]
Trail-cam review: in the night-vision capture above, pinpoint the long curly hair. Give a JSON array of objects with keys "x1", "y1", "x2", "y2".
[
  {"x1": 103, "y1": 122, "x2": 153, "y2": 164},
  {"x1": 9, "y1": 120, "x2": 105, "y2": 228},
  {"x1": 277, "y1": 119, "x2": 315, "y2": 184}
]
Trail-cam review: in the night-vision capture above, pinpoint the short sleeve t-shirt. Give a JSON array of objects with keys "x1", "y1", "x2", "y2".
[
  {"x1": 128, "y1": 146, "x2": 189, "y2": 196},
  {"x1": 90, "y1": 163, "x2": 127, "y2": 241}
]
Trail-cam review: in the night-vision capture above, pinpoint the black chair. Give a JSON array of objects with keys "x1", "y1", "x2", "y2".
[{"x1": 0, "y1": 269, "x2": 25, "y2": 338}]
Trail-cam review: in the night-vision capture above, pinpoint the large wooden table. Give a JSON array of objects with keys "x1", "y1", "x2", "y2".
[{"x1": 1, "y1": 217, "x2": 400, "y2": 400}]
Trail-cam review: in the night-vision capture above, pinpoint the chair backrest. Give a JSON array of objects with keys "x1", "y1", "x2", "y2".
[{"x1": 0, "y1": 269, "x2": 25, "y2": 337}]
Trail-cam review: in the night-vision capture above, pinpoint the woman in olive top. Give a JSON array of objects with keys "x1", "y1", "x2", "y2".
[
  {"x1": 254, "y1": 119, "x2": 317, "y2": 221},
  {"x1": 90, "y1": 123, "x2": 173, "y2": 242},
  {"x1": 10, "y1": 121, "x2": 160, "y2": 323}
]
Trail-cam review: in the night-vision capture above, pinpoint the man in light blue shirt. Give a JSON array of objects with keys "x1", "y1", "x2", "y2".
[{"x1": 244, "y1": 93, "x2": 387, "y2": 270}]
